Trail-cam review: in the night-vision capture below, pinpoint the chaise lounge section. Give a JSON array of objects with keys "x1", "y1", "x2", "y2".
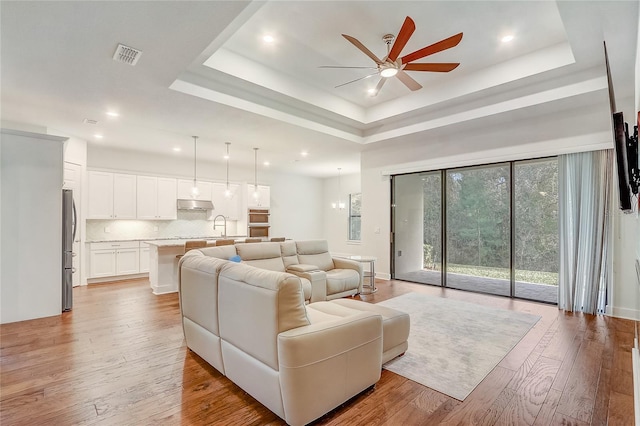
[
  {"x1": 178, "y1": 240, "x2": 410, "y2": 425},
  {"x1": 179, "y1": 253, "x2": 384, "y2": 426}
]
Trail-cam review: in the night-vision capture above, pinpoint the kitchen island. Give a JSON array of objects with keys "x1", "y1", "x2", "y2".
[{"x1": 144, "y1": 237, "x2": 245, "y2": 294}]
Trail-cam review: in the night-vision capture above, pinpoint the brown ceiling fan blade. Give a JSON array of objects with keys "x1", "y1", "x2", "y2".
[
  {"x1": 400, "y1": 32, "x2": 463, "y2": 64},
  {"x1": 403, "y1": 63, "x2": 460, "y2": 72},
  {"x1": 335, "y1": 71, "x2": 380, "y2": 88},
  {"x1": 342, "y1": 34, "x2": 384, "y2": 65},
  {"x1": 370, "y1": 77, "x2": 387, "y2": 97},
  {"x1": 387, "y1": 16, "x2": 415, "y2": 62},
  {"x1": 396, "y1": 70, "x2": 422, "y2": 91}
]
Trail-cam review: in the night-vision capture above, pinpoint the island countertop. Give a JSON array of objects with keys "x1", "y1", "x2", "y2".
[
  {"x1": 143, "y1": 236, "x2": 247, "y2": 247},
  {"x1": 86, "y1": 235, "x2": 247, "y2": 244}
]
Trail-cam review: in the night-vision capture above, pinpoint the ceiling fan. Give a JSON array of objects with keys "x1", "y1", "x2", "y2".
[{"x1": 321, "y1": 17, "x2": 463, "y2": 96}]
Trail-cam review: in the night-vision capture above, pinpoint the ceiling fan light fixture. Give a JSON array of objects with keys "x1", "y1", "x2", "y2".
[{"x1": 380, "y1": 67, "x2": 398, "y2": 78}]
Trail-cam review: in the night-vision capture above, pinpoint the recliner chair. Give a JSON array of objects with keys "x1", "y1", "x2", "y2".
[{"x1": 294, "y1": 240, "x2": 363, "y2": 299}]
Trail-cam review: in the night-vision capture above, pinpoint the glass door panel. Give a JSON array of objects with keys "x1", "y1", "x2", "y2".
[
  {"x1": 445, "y1": 164, "x2": 511, "y2": 296},
  {"x1": 392, "y1": 172, "x2": 442, "y2": 285},
  {"x1": 514, "y1": 159, "x2": 559, "y2": 303}
]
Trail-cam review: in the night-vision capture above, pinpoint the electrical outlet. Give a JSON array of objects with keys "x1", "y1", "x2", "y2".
[
  {"x1": 398, "y1": 250, "x2": 402, "y2": 256},
  {"x1": 104, "y1": 227, "x2": 111, "y2": 233},
  {"x1": 374, "y1": 227, "x2": 380, "y2": 234}
]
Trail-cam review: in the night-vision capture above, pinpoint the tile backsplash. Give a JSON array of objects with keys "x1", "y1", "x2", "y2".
[{"x1": 86, "y1": 211, "x2": 240, "y2": 241}]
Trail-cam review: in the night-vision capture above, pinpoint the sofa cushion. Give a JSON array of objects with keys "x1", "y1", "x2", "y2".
[
  {"x1": 325, "y1": 269, "x2": 360, "y2": 294},
  {"x1": 295, "y1": 240, "x2": 334, "y2": 271},
  {"x1": 199, "y1": 245, "x2": 237, "y2": 260},
  {"x1": 280, "y1": 241, "x2": 299, "y2": 268},
  {"x1": 218, "y1": 262, "x2": 309, "y2": 370},
  {"x1": 236, "y1": 242, "x2": 282, "y2": 260}
]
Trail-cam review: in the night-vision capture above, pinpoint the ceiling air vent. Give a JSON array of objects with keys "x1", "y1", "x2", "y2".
[
  {"x1": 113, "y1": 44, "x2": 142, "y2": 66},
  {"x1": 83, "y1": 118, "x2": 99, "y2": 125}
]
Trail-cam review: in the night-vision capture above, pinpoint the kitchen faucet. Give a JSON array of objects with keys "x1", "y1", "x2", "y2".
[{"x1": 213, "y1": 215, "x2": 227, "y2": 238}]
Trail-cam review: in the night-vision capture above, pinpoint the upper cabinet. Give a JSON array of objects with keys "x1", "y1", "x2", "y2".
[
  {"x1": 88, "y1": 171, "x2": 136, "y2": 219},
  {"x1": 210, "y1": 183, "x2": 242, "y2": 220},
  {"x1": 137, "y1": 176, "x2": 177, "y2": 220},
  {"x1": 247, "y1": 184, "x2": 270, "y2": 208},
  {"x1": 177, "y1": 179, "x2": 213, "y2": 201}
]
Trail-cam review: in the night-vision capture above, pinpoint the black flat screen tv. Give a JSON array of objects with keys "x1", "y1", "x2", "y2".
[
  {"x1": 612, "y1": 112, "x2": 632, "y2": 211},
  {"x1": 604, "y1": 41, "x2": 636, "y2": 212}
]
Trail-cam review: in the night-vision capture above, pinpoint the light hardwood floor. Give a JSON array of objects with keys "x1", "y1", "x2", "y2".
[{"x1": 0, "y1": 278, "x2": 635, "y2": 425}]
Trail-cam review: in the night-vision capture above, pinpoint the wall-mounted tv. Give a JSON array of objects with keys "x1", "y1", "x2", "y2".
[
  {"x1": 612, "y1": 112, "x2": 632, "y2": 211},
  {"x1": 604, "y1": 42, "x2": 638, "y2": 212}
]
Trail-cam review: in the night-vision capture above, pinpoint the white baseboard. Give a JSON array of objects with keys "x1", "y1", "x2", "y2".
[
  {"x1": 606, "y1": 305, "x2": 640, "y2": 321},
  {"x1": 375, "y1": 272, "x2": 391, "y2": 280},
  {"x1": 88, "y1": 273, "x2": 148, "y2": 284}
]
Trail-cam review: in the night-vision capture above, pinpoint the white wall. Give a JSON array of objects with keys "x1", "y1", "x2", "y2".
[
  {"x1": 323, "y1": 172, "x2": 361, "y2": 256},
  {"x1": 87, "y1": 146, "x2": 324, "y2": 241},
  {"x1": 1, "y1": 130, "x2": 66, "y2": 323}
]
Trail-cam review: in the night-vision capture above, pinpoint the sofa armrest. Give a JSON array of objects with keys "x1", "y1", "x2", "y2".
[
  {"x1": 332, "y1": 257, "x2": 365, "y2": 292},
  {"x1": 286, "y1": 268, "x2": 326, "y2": 302},
  {"x1": 277, "y1": 312, "x2": 382, "y2": 426},
  {"x1": 287, "y1": 264, "x2": 319, "y2": 273}
]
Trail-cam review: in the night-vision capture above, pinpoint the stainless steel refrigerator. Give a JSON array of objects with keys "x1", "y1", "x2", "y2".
[{"x1": 62, "y1": 189, "x2": 77, "y2": 311}]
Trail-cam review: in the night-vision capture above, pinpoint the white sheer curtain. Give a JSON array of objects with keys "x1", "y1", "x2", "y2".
[{"x1": 558, "y1": 149, "x2": 613, "y2": 314}]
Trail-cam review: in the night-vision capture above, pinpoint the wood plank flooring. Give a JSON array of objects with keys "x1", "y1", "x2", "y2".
[{"x1": 0, "y1": 278, "x2": 635, "y2": 425}]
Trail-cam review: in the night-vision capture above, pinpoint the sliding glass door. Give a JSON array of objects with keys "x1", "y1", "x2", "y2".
[
  {"x1": 446, "y1": 164, "x2": 511, "y2": 297},
  {"x1": 392, "y1": 172, "x2": 441, "y2": 285},
  {"x1": 391, "y1": 157, "x2": 558, "y2": 304},
  {"x1": 514, "y1": 159, "x2": 558, "y2": 303}
]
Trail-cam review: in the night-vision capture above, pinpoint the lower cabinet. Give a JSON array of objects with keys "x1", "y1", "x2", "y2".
[
  {"x1": 89, "y1": 241, "x2": 142, "y2": 279},
  {"x1": 139, "y1": 243, "x2": 150, "y2": 273}
]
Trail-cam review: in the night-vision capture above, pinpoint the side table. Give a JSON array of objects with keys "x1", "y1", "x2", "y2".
[{"x1": 345, "y1": 255, "x2": 377, "y2": 294}]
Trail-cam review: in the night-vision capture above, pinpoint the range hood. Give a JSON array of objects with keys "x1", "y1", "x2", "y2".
[{"x1": 177, "y1": 199, "x2": 214, "y2": 211}]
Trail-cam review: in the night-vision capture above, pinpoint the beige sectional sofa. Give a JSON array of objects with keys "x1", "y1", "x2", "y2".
[
  {"x1": 178, "y1": 241, "x2": 410, "y2": 425},
  {"x1": 194, "y1": 240, "x2": 363, "y2": 302}
]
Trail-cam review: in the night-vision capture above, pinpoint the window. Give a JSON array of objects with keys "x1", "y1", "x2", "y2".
[{"x1": 349, "y1": 193, "x2": 361, "y2": 241}]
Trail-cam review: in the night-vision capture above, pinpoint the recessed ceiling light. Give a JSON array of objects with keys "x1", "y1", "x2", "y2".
[
  {"x1": 263, "y1": 161, "x2": 270, "y2": 166},
  {"x1": 262, "y1": 35, "x2": 275, "y2": 43},
  {"x1": 300, "y1": 151, "x2": 308, "y2": 157},
  {"x1": 367, "y1": 88, "x2": 376, "y2": 95},
  {"x1": 501, "y1": 35, "x2": 514, "y2": 43},
  {"x1": 173, "y1": 147, "x2": 181, "y2": 152},
  {"x1": 106, "y1": 111, "x2": 119, "y2": 117},
  {"x1": 94, "y1": 134, "x2": 104, "y2": 139}
]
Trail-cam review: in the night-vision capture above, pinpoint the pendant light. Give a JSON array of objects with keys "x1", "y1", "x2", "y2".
[
  {"x1": 253, "y1": 148, "x2": 260, "y2": 201},
  {"x1": 191, "y1": 136, "x2": 199, "y2": 198},
  {"x1": 224, "y1": 142, "x2": 231, "y2": 198},
  {"x1": 332, "y1": 167, "x2": 346, "y2": 210}
]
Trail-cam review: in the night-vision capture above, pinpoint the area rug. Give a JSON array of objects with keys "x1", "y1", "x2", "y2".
[{"x1": 378, "y1": 292, "x2": 541, "y2": 400}]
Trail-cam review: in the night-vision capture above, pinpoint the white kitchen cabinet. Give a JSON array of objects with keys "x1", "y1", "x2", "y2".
[
  {"x1": 88, "y1": 241, "x2": 141, "y2": 278},
  {"x1": 139, "y1": 243, "x2": 150, "y2": 273},
  {"x1": 87, "y1": 171, "x2": 114, "y2": 219},
  {"x1": 137, "y1": 176, "x2": 177, "y2": 220},
  {"x1": 113, "y1": 174, "x2": 137, "y2": 219},
  {"x1": 177, "y1": 179, "x2": 213, "y2": 201},
  {"x1": 210, "y1": 182, "x2": 241, "y2": 220},
  {"x1": 247, "y1": 184, "x2": 270, "y2": 208},
  {"x1": 87, "y1": 171, "x2": 136, "y2": 219},
  {"x1": 157, "y1": 178, "x2": 178, "y2": 219},
  {"x1": 90, "y1": 250, "x2": 116, "y2": 278},
  {"x1": 115, "y1": 248, "x2": 140, "y2": 275}
]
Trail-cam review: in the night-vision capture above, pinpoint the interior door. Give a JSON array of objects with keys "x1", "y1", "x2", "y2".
[{"x1": 63, "y1": 162, "x2": 82, "y2": 287}]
